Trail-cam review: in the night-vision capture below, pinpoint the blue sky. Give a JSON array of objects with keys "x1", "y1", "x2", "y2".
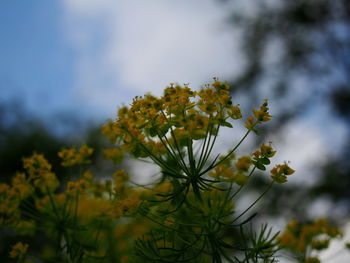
[
  {"x1": 0, "y1": 0, "x2": 242, "y2": 121},
  {"x1": 0, "y1": 1, "x2": 80, "y2": 117}
]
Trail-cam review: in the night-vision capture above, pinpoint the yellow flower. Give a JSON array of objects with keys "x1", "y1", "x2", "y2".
[
  {"x1": 248, "y1": 100, "x2": 272, "y2": 127},
  {"x1": 113, "y1": 170, "x2": 129, "y2": 195},
  {"x1": 287, "y1": 220, "x2": 298, "y2": 231},
  {"x1": 113, "y1": 170, "x2": 129, "y2": 182},
  {"x1": 245, "y1": 116, "x2": 255, "y2": 130},
  {"x1": 115, "y1": 198, "x2": 140, "y2": 216},
  {"x1": 270, "y1": 163, "x2": 295, "y2": 183},
  {"x1": 277, "y1": 231, "x2": 296, "y2": 247},
  {"x1": 101, "y1": 120, "x2": 120, "y2": 143},
  {"x1": 66, "y1": 179, "x2": 90, "y2": 195},
  {"x1": 260, "y1": 143, "x2": 276, "y2": 158},
  {"x1": 58, "y1": 144, "x2": 93, "y2": 166},
  {"x1": 76, "y1": 198, "x2": 114, "y2": 221},
  {"x1": 33, "y1": 172, "x2": 59, "y2": 194},
  {"x1": 0, "y1": 184, "x2": 21, "y2": 224},
  {"x1": 57, "y1": 148, "x2": 77, "y2": 166},
  {"x1": 9, "y1": 242, "x2": 28, "y2": 259},
  {"x1": 155, "y1": 182, "x2": 173, "y2": 194},
  {"x1": 253, "y1": 109, "x2": 271, "y2": 122},
  {"x1": 103, "y1": 148, "x2": 124, "y2": 163},
  {"x1": 12, "y1": 173, "x2": 34, "y2": 200},
  {"x1": 236, "y1": 156, "x2": 252, "y2": 172},
  {"x1": 79, "y1": 144, "x2": 94, "y2": 159},
  {"x1": 83, "y1": 170, "x2": 94, "y2": 181},
  {"x1": 228, "y1": 105, "x2": 242, "y2": 120},
  {"x1": 23, "y1": 153, "x2": 51, "y2": 178},
  {"x1": 278, "y1": 219, "x2": 342, "y2": 257}
]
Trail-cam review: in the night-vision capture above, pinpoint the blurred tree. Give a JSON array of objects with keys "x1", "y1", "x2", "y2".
[
  {"x1": 219, "y1": 0, "x2": 350, "y2": 221},
  {"x1": 0, "y1": 100, "x2": 67, "y2": 183},
  {"x1": 0, "y1": 99, "x2": 120, "y2": 183}
]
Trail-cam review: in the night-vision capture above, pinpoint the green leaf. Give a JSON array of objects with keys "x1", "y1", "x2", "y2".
[
  {"x1": 222, "y1": 121, "x2": 233, "y2": 128},
  {"x1": 217, "y1": 118, "x2": 233, "y2": 128},
  {"x1": 260, "y1": 157, "x2": 270, "y2": 165},
  {"x1": 256, "y1": 162, "x2": 266, "y2": 170},
  {"x1": 148, "y1": 127, "x2": 158, "y2": 137}
]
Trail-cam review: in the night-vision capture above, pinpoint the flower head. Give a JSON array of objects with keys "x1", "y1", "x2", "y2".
[
  {"x1": 270, "y1": 162, "x2": 295, "y2": 183},
  {"x1": 9, "y1": 242, "x2": 28, "y2": 259},
  {"x1": 58, "y1": 144, "x2": 94, "y2": 166}
]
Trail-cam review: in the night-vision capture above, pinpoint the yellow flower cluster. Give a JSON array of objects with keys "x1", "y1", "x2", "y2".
[
  {"x1": 209, "y1": 154, "x2": 251, "y2": 185},
  {"x1": 254, "y1": 143, "x2": 276, "y2": 159},
  {"x1": 253, "y1": 99, "x2": 271, "y2": 122},
  {"x1": 0, "y1": 154, "x2": 59, "y2": 226},
  {"x1": 11, "y1": 173, "x2": 34, "y2": 200},
  {"x1": 278, "y1": 219, "x2": 341, "y2": 261},
  {"x1": 113, "y1": 169, "x2": 129, "y2": 194},
  {"x1": 2, "y1": 152, "x2": 59, "y2": 226},
  {"x1": 23, "y1": 153, "x2": 59, "y2": 193},
  {"x1": 9, "y1": 242, "x2": 28, "y2": 259},
  {"x1": 103, "y1": 148, "x2": 123, "y2": 163},
  {"x1": 0, "y1": 183, "x2": 20, "y2": 225},
  {"x1": 101, "y1": 80, "x2": 244, "y2": 159},
  {"x1": 251, "y1": 143, "x2": 277, "y2": 170},
  {"x1": 270, "y1": 162, "x2": 295, "y2": 183},
  {"x1": 245, "y1": 100, "x2": 271, "y2": 132},
  {"x1": 76, "y1": 198, "x2": 115, "y2": 221},
  {"x1": 114, "y1": 198, "x2": 140, "y2": 216},
  {"x1": 58, "y1": 144, "x2": 94, "y2": 166},
  {"x1": 23, "y1": 153, "x2": 52, "y2": 178}
]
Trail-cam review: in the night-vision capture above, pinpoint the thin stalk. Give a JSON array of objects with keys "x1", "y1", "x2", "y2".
[
  {"x1": 159, "y1": 130, "x2": 191, "y2": 176},
  {"x1": 156, "y1": 132, "x2": 185, "y2": 171},
  {"x1": 187, "y1": 138, "x2": 196, "y2": 175},
  {"x1": 160, "y1": 110, "x2": 191, "y2": 176},
  {"x1": 197, "y1": 118, "x2": 213, "y2": 169},
  {"x1": 211, "y1": 121, "x2": 259, "y2": 171},
  {"x1": 230, "y1": 181, "x2": 274, "y2": 224},
  {"x1": 199, "y1": 124, "x2": 221, "y2": 173},
  {"x1": 138, "y1": 141, "x2": 181, "y2": 177},
  {"x1": 229, "y1": 166, "x2": 257, "y2": 201},
  {"x1": 197, "y1": 122, "x2": 215, "y2": 171}
]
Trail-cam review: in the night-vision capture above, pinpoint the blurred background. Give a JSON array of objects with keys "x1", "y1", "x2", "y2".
[{"x1": 1, "y1": 0, "x2": 349, "y2": 261}]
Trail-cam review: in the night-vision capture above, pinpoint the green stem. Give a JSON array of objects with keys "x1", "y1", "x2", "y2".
[{"x1": 230, "y1": 181, "x2": 274, "y2": 224}]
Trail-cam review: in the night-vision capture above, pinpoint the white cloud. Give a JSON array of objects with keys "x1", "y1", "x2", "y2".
[
  {"x1": 61, "y1": 0, "x2": 241, "y2": 116},
  {"x1": 269, "y1": 118, "x2": 331, "y2": 185}
]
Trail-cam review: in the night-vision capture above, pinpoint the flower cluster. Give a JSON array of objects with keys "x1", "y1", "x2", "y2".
[
  {"x1": 102, "y1": 80, "x2": 244, "y2": 160},
  {"x1": 9, "y1": 242, "x2": 29, "y2": 260},
  {"x1": 58, "y1": 144, "x2": 94, "y2": 166},
  {"x1": 209, "y1": 154, "x2": 251, "y2": 185},
  {"x1": 245, "y1": 99, "x2": 271, "y2": 132},
  {"x1": 101, "y1": 80, "x2": 276, "y2": 206},
  {"x1": 278, "y1": 219, "x2": 342, "y2": 262},
  {"x1": 270, "y1": 162, "x2": 295, "y2": 183},
  {"x1": 2, "y1": 147, "x2": 150, "y2": 262},
  {"x1": 103, "y1": 148, "x2": 124, "y2": 163},
  {"x1": 23, "y1": 153, "x2": 59, "y2": 193}
]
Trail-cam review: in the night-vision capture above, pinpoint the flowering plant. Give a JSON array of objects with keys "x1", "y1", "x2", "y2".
[{"x1": 0, "y1": 79, "x2": 345, "y2": 263}]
